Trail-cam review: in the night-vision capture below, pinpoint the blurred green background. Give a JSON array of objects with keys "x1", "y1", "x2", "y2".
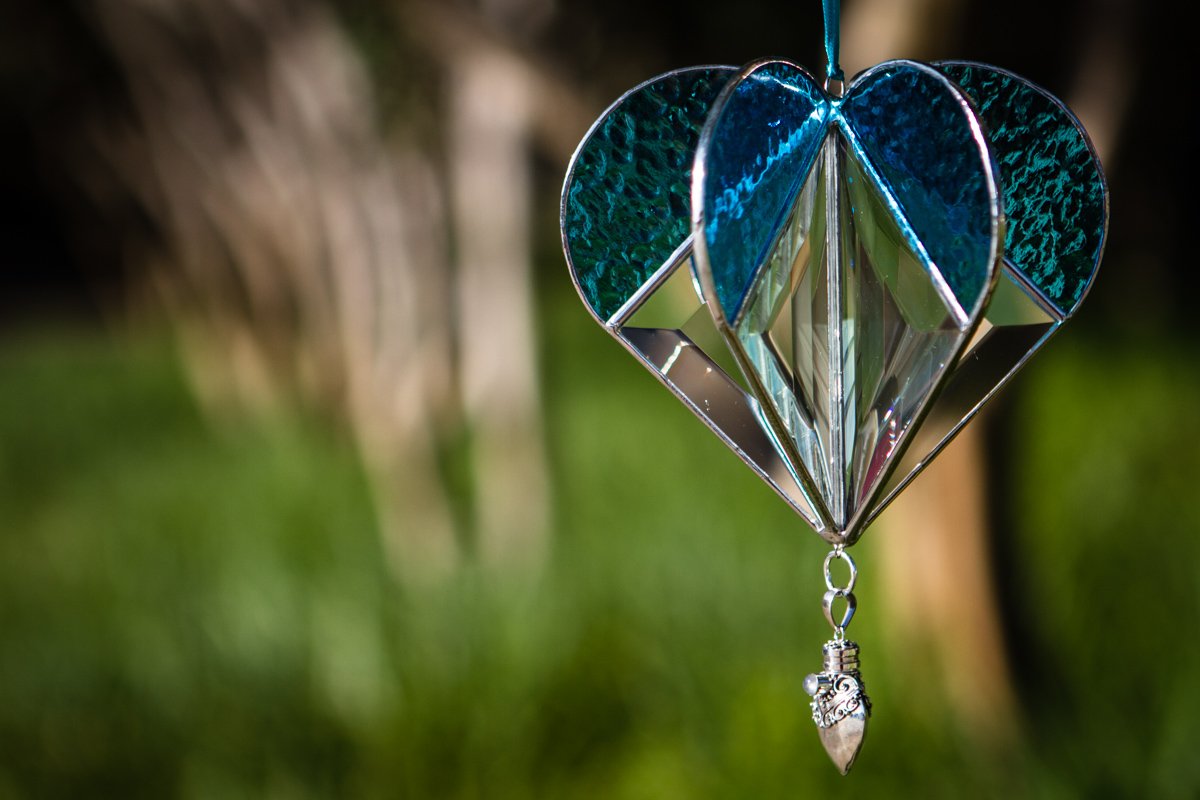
[{"x1": 0, "y1": 0, "x2": 1196, "y2": 797}]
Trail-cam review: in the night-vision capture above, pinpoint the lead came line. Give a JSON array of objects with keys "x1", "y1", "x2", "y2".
[
  {"x1": 824, "y1": 134, "x2": 846, "y2": 531},
  {"x1": 606, "y1": 234, "x2": 694, "y2": 328}
]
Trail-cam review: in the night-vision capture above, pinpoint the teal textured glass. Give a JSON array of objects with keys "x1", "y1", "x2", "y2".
[
  {"x1": 937, "y1": 62, "x2": 1107, "y2": 315},
  {"x1": 838, "y1": 62, "x2": 998, "y2": 318},
  {"x1": 562, "y1": 67, "x2": 735, "y2": 321},
  {"x1": 696, "y1": 60, "x2": 830, "y2": 322}
]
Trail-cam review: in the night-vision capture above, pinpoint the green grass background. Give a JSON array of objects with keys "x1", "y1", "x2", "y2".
[{"x1": 0, "y1": 285, "x2": 1197, "y2": 797}]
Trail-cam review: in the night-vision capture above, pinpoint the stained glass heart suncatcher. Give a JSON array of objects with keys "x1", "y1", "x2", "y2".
[{"x1": 559, "y1": 1, "x2": 1108, "y2": 773}]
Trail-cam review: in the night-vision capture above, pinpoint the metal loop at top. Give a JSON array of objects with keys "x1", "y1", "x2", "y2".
[{"x1": 823, "y1": 548, "x2": 858, "y2": 593}]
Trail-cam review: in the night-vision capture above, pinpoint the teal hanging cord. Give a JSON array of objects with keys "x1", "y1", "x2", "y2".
[{"x1": 823, "y1": 0, "x2": 844, "y2": 81}]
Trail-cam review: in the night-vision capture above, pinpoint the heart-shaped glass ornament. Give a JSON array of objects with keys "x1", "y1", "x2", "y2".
[
  {"x1": 559, "y1": 1, "x2": 1107, "y2": 774},
  {"x1": 693, "y1": 57, "x2": 1004, "y2": 544}
]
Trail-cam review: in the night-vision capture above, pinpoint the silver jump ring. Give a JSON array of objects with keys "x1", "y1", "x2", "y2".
[{"x1": 823, "y1": 548, "x2": 857, "y2": 594}]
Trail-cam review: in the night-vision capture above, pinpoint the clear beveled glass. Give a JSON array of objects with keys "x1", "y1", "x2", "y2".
[
  {"x1": 615, "y1": 246, "x2": 823, "y2": 528},
  {"x1": 729, "y1": 132, "x2": 972, "y2": 534}
]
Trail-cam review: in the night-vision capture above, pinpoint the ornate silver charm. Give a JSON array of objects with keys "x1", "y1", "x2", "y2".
[
  {"x1": 803, "y1": 546, "x2": 870, "y2": 774},
  {"x1": 804, "y1": 639, "x2": 871, "y2": 774}
]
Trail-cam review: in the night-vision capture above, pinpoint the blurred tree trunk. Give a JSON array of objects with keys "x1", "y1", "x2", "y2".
[
  {"x1": 845, "y1": 0, "x2": 1131, "y2": 744},
  {"x1": 448, "y1": 50, "x2": 549, "y2": 566},
  {"x1": 842, "y1": 0, "x2": 1019, "y2": 743},
  {"x1": 76, "y1": 0, "x2": 562, "y2": 579}
]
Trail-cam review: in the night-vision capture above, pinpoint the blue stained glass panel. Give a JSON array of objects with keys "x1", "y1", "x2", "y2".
[
  {"x1": 698, "y1": 60, "x2": 830, "y2": 323},
  {"x1": 838, "y1": 61, "x2": 997, "y2": 317}
]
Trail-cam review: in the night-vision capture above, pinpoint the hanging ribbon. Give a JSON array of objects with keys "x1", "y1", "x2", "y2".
[{"x1": 823, "y1": 0, "x2": 844, "y2": 81}]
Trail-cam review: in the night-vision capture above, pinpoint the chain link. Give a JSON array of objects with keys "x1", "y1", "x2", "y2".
[
  {"x1": 821, "y1": 547, "x2": 858, "y2": 636},
  {"x1": 823, "y1": 546, "x2": 857, "y2": 594}
]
